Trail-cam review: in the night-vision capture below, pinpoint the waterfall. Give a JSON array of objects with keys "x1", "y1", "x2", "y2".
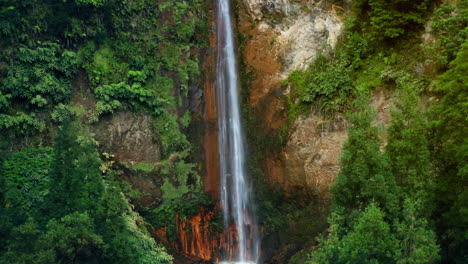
[{"x1": 216, "y1": 0, "x2": 259, "y2": 263}]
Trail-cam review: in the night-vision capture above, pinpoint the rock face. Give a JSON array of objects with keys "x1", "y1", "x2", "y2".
[
  {"x1": 237, "y1": 0, "x2": 346, "y2": 199},
  {"x1": 239, "y1": 0, "x2": 344, "y2": 106},
  {"x1": 283, "y1": 112, "x2": 348, "y2": 199},
  {"x1": 92, "y1": 112, "x2": 161, "y2": 163},
  {"x1": 277, "y1": 89, "x2": 394, "y2": 200}
]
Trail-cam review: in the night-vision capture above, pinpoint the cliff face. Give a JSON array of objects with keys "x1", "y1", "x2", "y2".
[
  {"x1": 237, "y1": 0, "x2": 346, "y2": 200},
  {"x1": 240, "y1": 0, "x2": 343, "y2": 103}
]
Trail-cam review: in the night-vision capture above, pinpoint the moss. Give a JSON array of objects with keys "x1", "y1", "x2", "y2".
[{"x1": 126, "y1": 162, "x2": 156, "y2": 172}]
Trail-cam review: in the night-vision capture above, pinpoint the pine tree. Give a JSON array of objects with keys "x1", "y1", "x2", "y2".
[
  {"x1": 0, "y1": 218, "x2": 55, "y2": 264},
  {"x1": 338, "y1": 204, "x2": 397, "y2": 264},
  {"x1": 430, "y1": 38, "x2": 468, "y2": 262},
  {"x1": 395, "y1": 199, "x2": 440, "y2": 264},
  {"x1": 95, "y1": 175, "x2": 173, "y2": 264},
  {"x1": 308, "y1": 204, "x2": 398, "y2": 264},
  {"x1": 331, "y1": 96, "x2": 399, "y2": 219},
  {"x1": 43, "y1": 212, "x2": 103, "y2": 263},
  {"x1": 46, "y1": 121, "x2": 104, "y2": 219},
  {"x1": 386, "y1": 86, "x2": 434, "y2": 216}
]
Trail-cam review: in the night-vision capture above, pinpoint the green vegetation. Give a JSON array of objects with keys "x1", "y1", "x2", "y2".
[
  {"x1": 352, "y1": 0, "x2": 431, "y2": 40},
  {"x1": 427, "y1": 0, "x2": 468, "y2": 66},
  {"x1": 386, "y1": 86, "x2": 434, "y2": 215},
  {"x1": 0, "y1": 0, "x2": 206, "y2": 154},
  {"x1": 430, "y1": 37, "x2": 468, "y2": 261},
  {"x1": 0, "y1": 0, "x2": 208, "y2": 262},
  {"x1": 287, "y1": 55, "x2": 355, "y2": 114},
  {"x1": 286, "y1": 31, "x2": 373, "y2": 115},
  {"x1": 1, "y1": 123, "x2": 172, "y2": 263},
  {"x1": 0, "y1": 42, "x2": 78, "y2": 136},
  {"x1": 282, "y1": 1, "x2": 468, "y2": 263},
  {"x1": 307, "y1": 98, "x2": 440, "y2": 264},
  {"x1": 160, "y1": 159, "x2": 198, "y2": 202},
  {"x1": 331, "y1": 97, "x2": 399, "y2": 218},
  {"x1": 2, "y1": 147, "x2": 53, "y2": 214},
  {"x1": 1, "y1": 0, "x2": 466, "y2": 262}
]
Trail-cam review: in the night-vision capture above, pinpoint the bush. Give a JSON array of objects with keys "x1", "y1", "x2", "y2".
[
  {"x1": 2, "y1": 148, "x2": 53, "y2": 214},
  {"x1": 288, "y1": 55, "x2": 355, "y2": 112},
  {"x1": 2, "y1": 42, "x2": 78, "y2": 109},
  {"x1": 0, "y1": 112, "x2": 46, "y2": 136}
]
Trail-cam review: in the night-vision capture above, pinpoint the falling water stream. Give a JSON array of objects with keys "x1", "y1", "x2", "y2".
[{"x1": 216, "y1": 0, "x2": 259, "y2": 263}]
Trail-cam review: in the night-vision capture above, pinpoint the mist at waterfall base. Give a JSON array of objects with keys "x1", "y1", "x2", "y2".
[{"x1": 216, "y1": 0, "x2": 260, "y2": 263}]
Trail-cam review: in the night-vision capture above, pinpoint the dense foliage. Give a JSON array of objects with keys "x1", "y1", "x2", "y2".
[
  {"x1": 352, "y1": 0, "x2": 431, "y2": 39},
  {"x1": 282, "y1": 1, "x2": 468, "y2": 263},
  {"x1": 427, "y1": 0, "x2": 468, "y2": 66},
  {"x1": 286, "y1": 32, "x2": 371, "y2": 115},
  {"x1": 307, "y1": 98, "x2": 440, "y2": 264},
  {"x1": 430, "y1": 37, "x2": 468, "y2": 261},
  {"x1": 0, "y1": 0, "x2": 208, "y2": 262},
  {"x1": 1, "y1": 123, "x2": 172, "y2": 263},
  {"x1": 0, "y1": 0, "x2": 206, "y2": 150},
  {"x1": 1, "y1": 0, "x2": 466, "y2": 263}
]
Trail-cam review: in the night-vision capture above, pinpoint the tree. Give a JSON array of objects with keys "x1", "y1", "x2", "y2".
[
  {"x1": 46, "y1": 121, "x2": 104, "y2": 219},
  {"x1": 395, "y1": 199, "x2": 440, "y2": 264},
  {"x1": 432, "y1": 38, "x2": 468, "y2": 179},
  {"x1": 331, "y1": 96, "x2": 399, "y2": 219},
  {"x1": 306, "y1": 210, "x2": 346, "y2": 264},
  {"x1": 2, "y1": 148, "x2": 53, "y2": 217},
  {"x1": 1, "y1": 122, "x2": 172, "y2": 263},
  {"x1": 386, "y1": 86, "x2": 434, "y2": 216},
  {"x1": 0, "y1": 218, "x2": 55, "y2": 264},
  {"x1": 95, "y1": 174, "x2": 173, "y2": 264},
  {"x1": 44, "y1": 212, "x2": 103, "y2": 263},
  {"x1": 430, "y1": 37, "x2": 468, "y2": 262},
  {"x1": 429, "y1": 1, "x2": 468, "y2": 66},
  {"x1": 338, "y1": 204, "x2": 397, "y2": 264},
  {"x1": 308, "y1": 204, "x2": 397, "y2": 264}
]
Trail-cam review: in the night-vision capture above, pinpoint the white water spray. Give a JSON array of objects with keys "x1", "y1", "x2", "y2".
[{"x1": 216, "y1": 0, "x2": 259, "y2": 262}]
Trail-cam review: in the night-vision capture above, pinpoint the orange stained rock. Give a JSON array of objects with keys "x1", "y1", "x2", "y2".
[
  {"x1": 155, "y1": 227, "x2": 169, "y2": 244},
  {"x1": 202, "y1": 18, "x2": 220, "y2": 200},
  {"x1": 174, "y1": 206, "x2": 219, "y2": 260},
  {"x1": 237, "y1": 18, "x2": 283, "y2": 108},
  {"x1": 154, "y1": 205, "x2": 262, "y2": 262}
]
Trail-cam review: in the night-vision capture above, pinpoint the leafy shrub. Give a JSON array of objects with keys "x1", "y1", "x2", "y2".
[
  {"x1": 2, "y1": 42, "x2": 78, "y2": 109},
  {"x1": 288, "y1": 55, "x2": 355, "y2": 112},
  {"x1": 88, "y1": 100, "x2": 122, "y2": 123},
  {"x1": 50, "y1": 104, "x2": 80, "y2": 123},
  {"x1": 160, "y1": 160, "x2": 196, "y2": 202},
  {"x1": 88, "y1": 69, "x2": 175, "y2": 123},
  {"x1": 0, "y1": 112, "x2": 45, "y2": 136},
  {"x1": 81, "y1": 43, "x2": 130, "y2": 87},
  {"x1": 340, "y1": 33, "x2": 370, "y2": 69},
  {"x1": 153, "y1": 111, "x2": 191, "y2": 155},
  {"x1": 2, "y1": 147, "x2": 53, "y2": 213}
]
